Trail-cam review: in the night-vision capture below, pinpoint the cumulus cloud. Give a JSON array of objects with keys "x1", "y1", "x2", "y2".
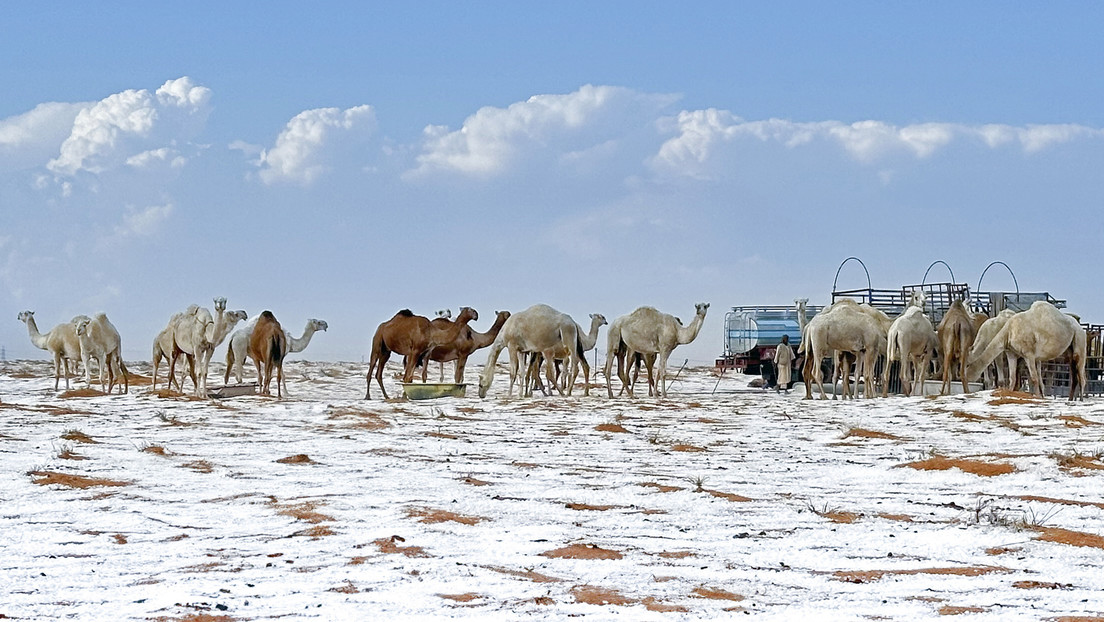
[
  {"x1": 47, "y1": 77, "x2": 211, "y2": 176},
  {"x1": 651, "y1": 112, "x2": 1104, "y2": 177},
  {"x1": 256, "y1": 105, "x2": 376, "y2": 185},
  {"x1": 408, "y1": 84, "x2": 678, "y2": 178},
  {"x1": 0, "y1": 102, "x2": 89, "y2": 171}
]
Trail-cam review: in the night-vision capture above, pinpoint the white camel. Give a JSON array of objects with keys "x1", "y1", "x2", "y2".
[
  {"x1": 152, "y1": 305, "x2": 200, "y2": 392},
  {"x1": 937, "y1": 300, "x2": 978, "y2": 395},
  {"x1": 885, "y1": 301, "x2": 936, "y2": 397},
  {"x1": 18, "y1": 311, "x2": 89, "y2": 390},
  {"x1": 605, "y1": 303, "x2": 709, "y2": 398},
  {"x1": 225, "y1": 317, "x2": 328, "y2": 386},
  {"x1": 478, "y1": 304, "x2": 580, "y2": 399},
  {"x1": 967, "y1": 301, "x2": 1087, "y2": 400},
  {"x1": 168, "y1": 298, "x2": 247, "y2": 397},
  {"x1": 967, "y1": 309, "x2": 1018, "y2": 389},
  {"x1": 804, "y1": 301, "x2": 885, "y2": 400},
  {"x1": 74, "y1": 313, "x2": 128, "y2": 394},
  {"x1": 525, "y1": 313, "x2": 608, "y2": 397}
]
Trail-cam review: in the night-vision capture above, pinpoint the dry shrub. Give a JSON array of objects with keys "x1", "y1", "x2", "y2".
[
  {"x1": 59, "y1": 388, "x2": 104, "y2": 399},
  {"x1": 329, "y1": 581, "x2": 359, "y2": 594},
  {"x1": 323, "y1": 407, "x2": 390, "y2": 431},
  {"x1": 541, "y1": 543, "x2": 623, "y2": 560},
  {"x1": 406, "y1": 507, "x2": 486, "y2": 525},
  {"x1": 657, "y1": 551, "x2": 694, "y2": 559},
  {"x1": 833, "y1": 566, "x2": 1010, "y2": 583},
  {"x1": 702, "y1": 489, "x2": 751, "y2": 502},
  {"x1": 1052, "y1": 452, "x2": 1104, "y2": 473},
  {"x1": 572, "y1": 585, "x2": 633, "y2": 606},
  {"x1": 877, "y1": 513, "x2": 914, "y2": 522},
  {"x1": 692, "y1": 586, "x2": 744, "y2": 601},
  {"x1": 61, "y1": 430, "x2": 97, "y2": 444},
  {"x1": 461, "y1": 477, "x2": 491, "y2": 487},
  {"x1": 512, "y1": 461, "x2": 540, "y2": 469},
  {"x1": 425, "y1": 431, "x2": 459, "y2": 439},
  {"x1": 152, "y1": 389, "x2": 205, "y2": 401},
  {"x1": 292, "y1": 525, "x2": 335, "y2": 538},
  {"x1": 484, "y1": 565, "x2": 561, "y2": 583},
  {"x1": 984, "y1": 546, "x2": 1020, "y2": 556},
  {"x1": 439, "y1": 593, "x2": 480, "y2": 602},
  {"x1": 180, "y1": 460, "x2": 214, "y2": 473},
  {"x1": 951, "y1": 410, "x2": 988, "y2": 421},
  {"x1": 819, "y1": 510, "x2": 860, "y2": 524},
  {"x1": 642, "y1": 597, "x2": 689, "y2": 612},
  {"x1": 902, "y1": 456, "x2": 1016, "y2": 477},
  {"x1": 672, "y1": 444, "x2": 706, "y2": 452},
  {"x1": 124, "y1": 373, "x2": 153, "y2": 387},
  {"x1": 939, "y1": 606, "x2": 987, "y2": 615},
  {"x1": 639, "y1": 482, "x2": 682, "y2": 493},
  {"x1": 531, "y1": 596, "x2": 555, "y2": 606},
  {"x1": 1013, "y1": 580, "x2": 1071, "y2": 589},
  {"x1": 988, "y1": 388, "x2": 1039, "y2": 406},
  {"x1": 595, "y1": 423, "x2": 629, "y2": 433},
  {"x1": 30, "y1": 471, "x2": 129, "y2": 489},
  {"x1": 113, "y1": 534, "x2": 127, "y2": 544},
  {"x1": 58, "y1": 447, "x2": 87, "y2": 461},
  {"x1": 1016, "y1": 495, "x2": 1104, "y2": 510},
  {"x1": 566, "y1": 503, "x2": 617, "y2": 511},
  {"x1": 1033, "y1": 527, "x2": 1104, "y2": 549},
  {"x1": 843, "y1": 427, "x2": 901, "y2": 440},
  {"x1": 697, "y1": 417, "x2": 722, "y2": 424},
  {"x1": 374, "y1": 535, "x2": 429, "y2": 557},
  {"x1": 150, "y1": 615, "x2": 238, "y2": 622},
  {"x1": 271, "y1": 500, "x2": 334, "y2": 524},
  {"x1": 275, "y1": 454, "x2": 316, "y2": 464},
  {"x1": 1059, "y1": 415, "x2": 1103, "y2": 427},
  {"x1": 142, "y1": 445, "x2": 170, "y2": 456}
]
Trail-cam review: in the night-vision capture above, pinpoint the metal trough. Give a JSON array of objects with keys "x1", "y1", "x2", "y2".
[
  {"x1": 207, "y1": 383, "x2": 258, "y2": 399},
  {"x1": 402, "y1": 383, "x2": 467, "y2": 400}
]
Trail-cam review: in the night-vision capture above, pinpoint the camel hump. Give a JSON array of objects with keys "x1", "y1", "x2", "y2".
[
  {"x1": 260, "y1": 310, "x2": 276, "y2": 321},
  {"x1": 397, "y1": 309, "x2": 415, "y2": 317}
]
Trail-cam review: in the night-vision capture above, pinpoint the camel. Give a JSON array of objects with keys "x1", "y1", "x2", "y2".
[
  {"x1": 415, "y1": 310, "x2": 511, "y2": 385},
  {"x1": 225, "y1": 318, "x2": 329, "y2": 386},
  {"x1": 937, "y1": 300, "x2": 978, "y2": 395},
  {"x1": 18, "y1": 311, "x2": 89, "y2": 390},
  {"x1": 167, "y1": 298, "x2": 247, "y2": 397},
  {"x1": 966, "y1": 301, "x2": 1087, "y2": 400},
  {"x1": 478, "y1": 304, "x2": 580, "y2": 399},
  {"x1": 803, "y1": 302, "x2": 885, "y2": 400},
  {"x1": 885, "y1": 306, "x2": 936, "y2": 397},
  {"x1": 968, "y1": 309, "x2": 1018, "y2": 389},
  {"x1": 366, "y1": 307, "x2": 478, "y2": 399},
  {"x1": 525, "y1": 313, "x2": 608, "y2": 397},
  {"x1": 73, "y1": 313, "x2": 129, "y2": 394},
  {"x1": 604, "y1": 303, "x2": 709, "y2": 398},
  {"x1": 152, "y1": 305, "x2": 200, "y2": 392},
  {"x1": 603, "y1": 315, "x2": 656, "y2": 397},
  {"x1": 249, "y1": 311, "x2": 289, "y2": 397}
]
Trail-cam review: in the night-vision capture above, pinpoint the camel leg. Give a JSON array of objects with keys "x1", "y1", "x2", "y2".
[
  {"x1": 603, "y1": 351, "x2": 617, "y2": 399},
  {"x1": 544, "y1": 351, "x2": 562, "y2": 396},
  {"x1": 656, "y1": 350, "x2": 670, "y2": 398},
  {"x1": 620, "y1": 348, "x2": 636, "y2": 398}
]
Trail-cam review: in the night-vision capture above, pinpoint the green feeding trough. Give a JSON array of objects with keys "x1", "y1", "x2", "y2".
[{"x1": 401, "y1": 383, "x2": 467, "y2": 400}]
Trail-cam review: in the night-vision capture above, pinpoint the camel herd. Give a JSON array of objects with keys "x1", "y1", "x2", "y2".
[
  {"x1": 796, "y1": 293, "x2": 1089, "y2": 402},
  {"x1": 13, "y1": 293, "x2": 1089, "y2": 402},
  {"x1": 13, "y1": 299, "x2": 710, "y2": 401}
]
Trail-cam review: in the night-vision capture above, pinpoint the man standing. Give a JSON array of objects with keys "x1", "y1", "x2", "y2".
[{"x1": 775, "y1": 334, "x2": 795, "y2": 394}]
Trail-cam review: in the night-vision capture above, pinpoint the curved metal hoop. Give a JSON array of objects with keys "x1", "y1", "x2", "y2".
[
  {"x1": 832, "y1": 256, "x2": 872, "y2": 293},
  {"x1": 921, "y1": 260, "x2": 956, "y2": 285},
  {"x1": 977, "y1": 261, "x2": 1019, "y2": 296}
]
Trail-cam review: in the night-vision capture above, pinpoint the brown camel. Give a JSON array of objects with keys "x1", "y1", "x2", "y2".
[
  {"x1": 937, "y1": 300, "x2": 978, "y2": 395},
  {"x1": 417, "y1": 310, "x2": 511, "y2": 384},
  {"x1": 249, "y1": 310, "x2": 288, "y2": 398},
  {"x1": 365, "y1": 307, "x2": 478, "y2": 399}
]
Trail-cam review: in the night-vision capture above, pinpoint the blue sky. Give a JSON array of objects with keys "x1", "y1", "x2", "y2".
[{"x1": 2, "y1": 2, "x2": 1102, "y2": 365}]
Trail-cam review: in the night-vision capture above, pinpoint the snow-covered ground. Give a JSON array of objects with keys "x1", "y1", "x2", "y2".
[{"x1": 3, "y1": 359, "x2": 1104, "y2": 621}]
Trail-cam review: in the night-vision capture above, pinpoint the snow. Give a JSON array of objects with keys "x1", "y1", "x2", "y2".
[{"x1": 3, "y1": 359, "x2": 1104, "y2": 620}]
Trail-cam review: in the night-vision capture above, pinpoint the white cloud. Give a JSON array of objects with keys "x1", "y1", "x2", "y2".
[
  {"x1": 47, "y1": 77, "x2": 211, "y2": 176},
  {"x1": 651, "y1": 112, "x2": 1104, "y2": 177},
  {"x1": 256, "y1": 105, "x2": 376, "y2": 185},
  {"x1": 126, "y1": 147, "x2": 186, "y2": 170},
  {"x1": 0, "y1": 102, "x2": 89, "y2": 170},
  {"x1": 96, "y1": 204, "x2": 174, "y2": 252},
  {"x1": 409, "y1": 84, "x2": 678, "y2": 178}
]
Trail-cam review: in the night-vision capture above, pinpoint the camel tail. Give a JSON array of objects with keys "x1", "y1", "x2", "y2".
[
  {"x1": 886, "y1": 326, "x2": 899, "y2": 362},
  {"x1": 271, "y1": 331, "x2": 288, "y2": 365}
]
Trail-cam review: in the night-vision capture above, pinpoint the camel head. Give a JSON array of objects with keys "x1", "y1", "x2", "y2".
[
  {"x1": 695, "y1": 302, "x2": 710, "y2": 317},
  {"x1": 457, "y1": 307, "x2": 479, "y2": 323},
  {"x1": 907, "y1": 290, "x2": 927, "y2": 310},
  {"x1": 589, "y1": 313, "x2": 608, "y2": 328},
  {"x1": 227, "y1": 310, "x2": 248, "y2": 323},
  {"x1": 17, "y1": 310, "x2": 34, "y2": 323},
  {"x1": 435, "y1": 309, "x2": 452, "y2": 319},
  {"x1": 309, "y1": 319, "x2": 329, "y2": 332},
  {"x1": 74, "y1": 317, "x2": 91, "y2": 336},
  {"x1": 213, "y1": 297, "x2": 227, "y2": 312}
]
